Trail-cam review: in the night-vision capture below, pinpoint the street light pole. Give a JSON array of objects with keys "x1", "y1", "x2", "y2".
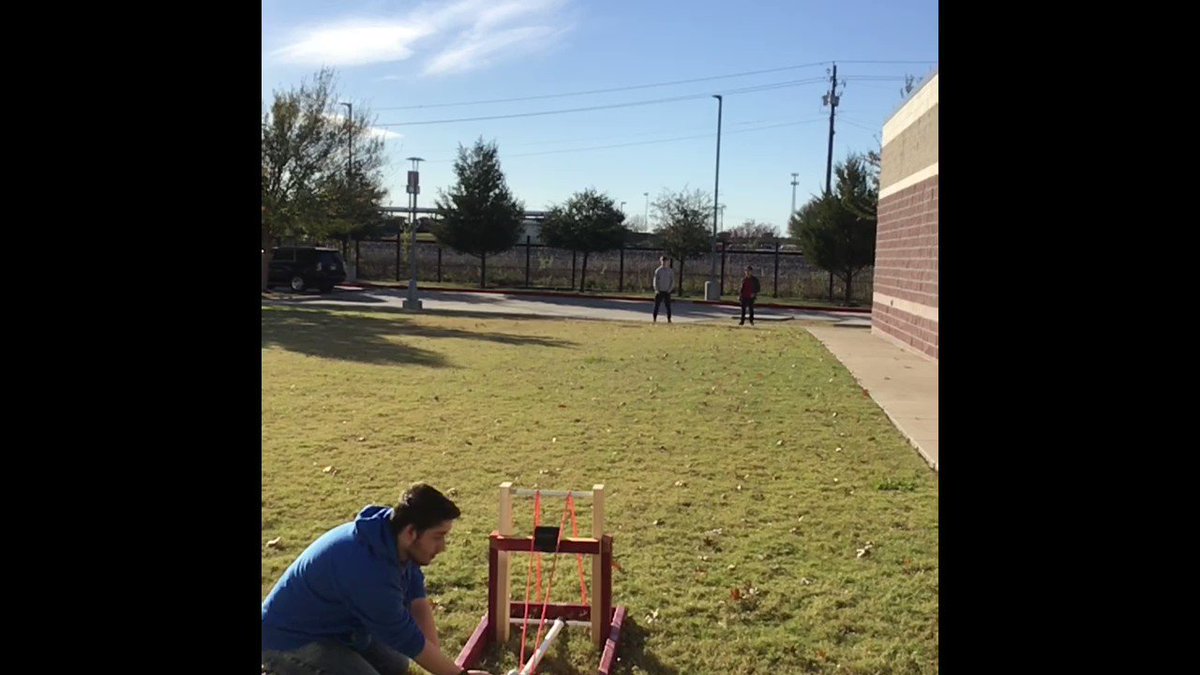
[
  {"x1": 643, "y1": 192, "x2": 649, "y2": 229},
  {"x1": 790, "y1": 172, "x2": 799, "y2": 223},
  {"x1": 403, "y1": 156, "x2": 425, "y2": 310},
  {"x1": 706, "y1": 94, "x2": 723, "y2": 301},
  {"x1": 339, "y1": 102, "x2": 352, "y2": 178}
]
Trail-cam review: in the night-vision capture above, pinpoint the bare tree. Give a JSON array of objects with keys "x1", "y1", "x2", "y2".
[{"x1": 261, "y1": 67, "x2": 388, "y2": 290}]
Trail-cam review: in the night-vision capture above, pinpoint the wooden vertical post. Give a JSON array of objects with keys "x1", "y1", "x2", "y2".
[
  {"x1": 590, "y1": 483, "x2": 606, "y2": 648},
  {"x1": 487, "y1": 540, "x2": 499, "y2": 646},
  {"x1": 601, "y1": 535, "x2": 613, "y2": 652},
  {"x1": 496, "y1": 482, "x2": 515, "y2": 643}
]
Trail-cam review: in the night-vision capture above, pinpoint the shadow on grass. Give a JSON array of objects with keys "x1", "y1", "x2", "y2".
[
  {"x1": 261, "y1": 305, "x2": 576, "y2": 367},
  {"x1": 610, "y1": 617, "x2": 680, "y2": 675},
  {"x1": 470, "y1": 614, "x2": 681, "y2": 672},
  {"x1": 472, "y1": 616, "x2": 678, "y2": 675},
  {"x1": 266, "y1": 297, "x2": 610, "y2": 324}
]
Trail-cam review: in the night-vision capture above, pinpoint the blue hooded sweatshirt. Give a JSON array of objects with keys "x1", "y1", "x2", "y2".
[{"x1": 261, "y1": 505, "x2": 428, "y2": 658}]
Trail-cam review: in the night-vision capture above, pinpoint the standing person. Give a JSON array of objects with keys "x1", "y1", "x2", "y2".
[
  {"x1": 262, "y1": 483, "x2": 493, "y2": 675},
  {"x1": 652, "y1": 255, "x2": 675, "y2": 323},
  {"x1": 739, "y1": 265, "x2": 761, "y2": 326}
]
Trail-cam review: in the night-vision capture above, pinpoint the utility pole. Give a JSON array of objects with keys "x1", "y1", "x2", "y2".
[
  {"x1": 824, "y1": 63, "x2": 840, "y2": 194},
  {"x1": 822, "y1": 64, "x2": 842, "y2": 301},
  {"x1": 790, "y1": 173, "x2": 799, "y2": 217},
  {"x1": 706, "y1": 94, "x2": 723, "y2": 301}
]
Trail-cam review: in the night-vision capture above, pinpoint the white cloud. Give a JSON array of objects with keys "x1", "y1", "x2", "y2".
[
  {"x1": 422, "y1": 25, "x2": 563, "y2": 76},
  {"x1": 369, "y1": 127, "x2": 404, "y2": 141},
  {"x1": 269, "y1": 0, "x2": 573, "y2": 74},
  {"x1": 324, "y1": 113, "x2": 403, "y2": 141},
  {"x1": 473, "y1": 0, "x2": 568, "y2": 30},
  {"x1": 273, "y1": 22, "x2": 434, "y2": 66}
]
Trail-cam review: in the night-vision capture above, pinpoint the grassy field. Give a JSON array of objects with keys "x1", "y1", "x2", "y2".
[{"x1": 262, "y1": 305, "x2": 937, "y2": 674}]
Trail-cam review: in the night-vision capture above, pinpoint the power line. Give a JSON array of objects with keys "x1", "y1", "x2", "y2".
[
  {"x1": 507, "y1": 117, "x2": 797, "y2": 148},
  {"x1": 424, "y1": 118, "x2": 827, "y2": 162},
  {"x1": 839, "y1": 118, "x2": 878, "y2": 133},
  {"x1": 377, "y1": 77, "x2": 827, "y2": 127},
  {"x1": 836, "y1": 59, "x2": 937, "y2": 64},
  {"x1": 373, "y1": 60, "x2": 935, "y2": 112},
  {"x1": 375, "y1": 61, "x2": 834, "y2": 111}
]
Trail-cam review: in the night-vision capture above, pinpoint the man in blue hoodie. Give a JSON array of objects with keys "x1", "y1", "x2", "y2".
[{"x1": 262, "y1": 483, "x2": 492, "y2": 675}]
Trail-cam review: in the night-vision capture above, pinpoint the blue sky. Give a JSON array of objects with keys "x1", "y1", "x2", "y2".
[{"x1": 262, "y1": 0, "x2": 937, "y2": 233}]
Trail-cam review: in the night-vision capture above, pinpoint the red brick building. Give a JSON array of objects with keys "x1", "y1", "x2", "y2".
[{"x1": 873, "y1": 71, "x2": 938, "y2": 360}]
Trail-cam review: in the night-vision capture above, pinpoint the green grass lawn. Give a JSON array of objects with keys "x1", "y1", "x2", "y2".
[{"x1": 262, "y1": 306, "x2": 937, "y2": 674}]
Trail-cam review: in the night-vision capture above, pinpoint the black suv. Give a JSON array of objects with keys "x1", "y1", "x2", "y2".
[{"x1": 268, "y1": 247, "x2": 346, "y2": 293}]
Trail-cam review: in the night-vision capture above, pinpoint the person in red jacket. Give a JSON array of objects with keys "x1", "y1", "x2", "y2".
[{"x1": 739, "y1": 265, "x2": 761, "y2": 326}]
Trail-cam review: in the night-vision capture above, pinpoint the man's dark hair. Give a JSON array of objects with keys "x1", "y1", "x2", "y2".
[{"x1": 391, "y1": 483, "x2": 461, "y2": 535}]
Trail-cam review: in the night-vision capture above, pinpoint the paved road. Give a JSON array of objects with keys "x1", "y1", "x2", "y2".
[{"x1": 264, "y1": 287, "x2": 871, "y2": 327}]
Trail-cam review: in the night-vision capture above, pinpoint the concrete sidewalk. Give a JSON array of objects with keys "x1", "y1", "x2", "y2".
[{"x1": 805, "y1": 325, "x2": 938, "y2": 472}]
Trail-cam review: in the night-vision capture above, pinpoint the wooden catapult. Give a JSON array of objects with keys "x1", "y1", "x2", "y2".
[{"x1": 455, "y1": 482, "x2": 627, "y2": 675}]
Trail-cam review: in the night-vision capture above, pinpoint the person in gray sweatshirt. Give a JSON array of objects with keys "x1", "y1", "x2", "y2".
[{"x1": 652, "y1": 255, "x2": 675, "y2": 323}]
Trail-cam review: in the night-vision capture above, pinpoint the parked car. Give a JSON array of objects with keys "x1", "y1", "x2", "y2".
[{"x1": 268, "y1": 246, "x2": 346, "y2": 293}]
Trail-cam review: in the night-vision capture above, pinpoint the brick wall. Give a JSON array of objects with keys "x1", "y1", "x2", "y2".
[{"x1": 874, "y1": 72, "x2": 938, "y2": 360}]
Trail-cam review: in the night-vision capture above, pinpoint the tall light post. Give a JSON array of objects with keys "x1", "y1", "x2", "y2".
[
  {"x1": 340, "y1": 102, "x2": 354, "y2": 276},
  {"x1": 643, "y1": 192, "x2": 649, "y2": 229},
  {"x1": 790, "y1": 172, "x2": 799, "y2": 222},
  {"x1": 403, "y1": 156, "x2": 425, "y2": 310},
  {"x1": 706, "y1": 94, "x2": 723, "y2": 301},
  {"x1": 339, "y1": 102, "x2": 352, "y2": 177},
  {"x1": 620, "y1": 201, "x2": 626, "y2": 221}
]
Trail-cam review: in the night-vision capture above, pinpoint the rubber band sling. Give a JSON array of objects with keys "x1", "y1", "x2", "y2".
[
  {"x1": 516, "y1": 490, "x2": 591, "y2": 673},
  {"x1": 517, "y1": 491, "x2": 542, "y2": 668},
  {"x1": 567, "y1": 492, "x2": 588, "y2": 605}
]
